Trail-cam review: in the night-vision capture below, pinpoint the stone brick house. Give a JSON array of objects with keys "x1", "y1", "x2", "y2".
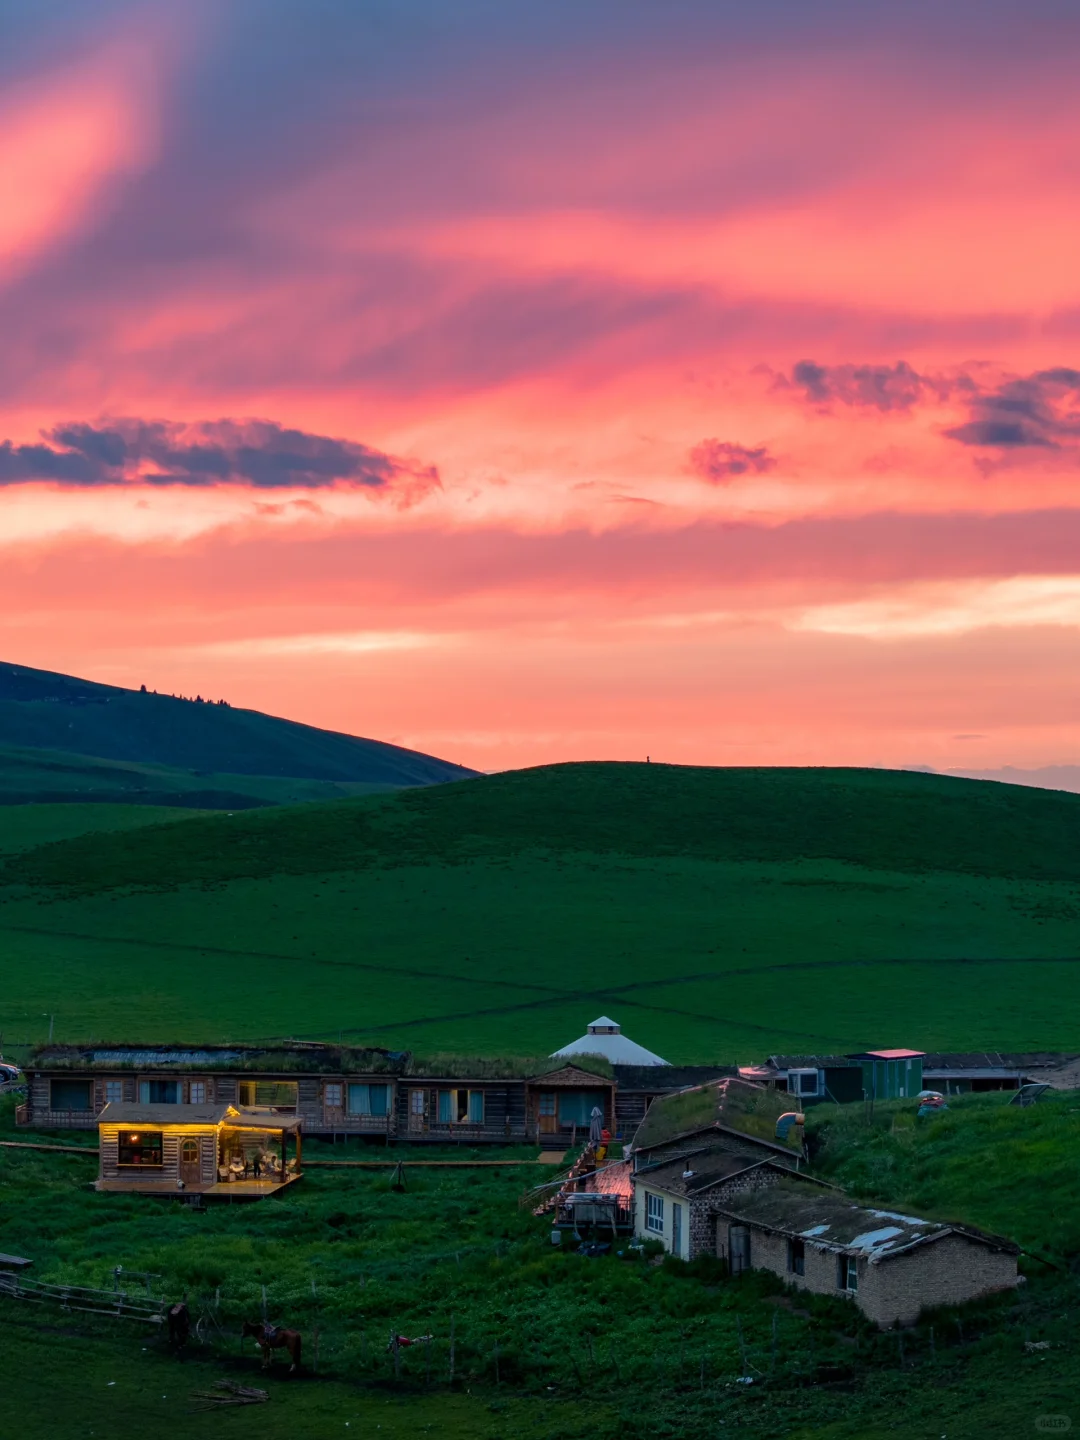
[
  {"x1": 632, "y1": 1149, "x2": 831, "y2": 1259},
  {"x1": 710, "y1": 1182, "x2": 1019, "y2": 1327}
]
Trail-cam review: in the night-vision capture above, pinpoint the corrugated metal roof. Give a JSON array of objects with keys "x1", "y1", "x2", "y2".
[{"x1": 713, "y1": 1183, "x2": 1018, "y2": 1260}]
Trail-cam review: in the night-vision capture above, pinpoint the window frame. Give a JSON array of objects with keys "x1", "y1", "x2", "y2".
[
  {"x1": 117, "y1": 1129, "x2": 164, "y2": 1167},
  {"x1": 49, "y1": 1078, "x2": 94, "y2": 1112},
  {"x1": 324, "y1": 1082, "x2": 344, "y2": 1109},
  {"x1": 346, "y1": 1082, "x2": 390, "y2": 1117},
  {"x1": 188, "y1": 1081, "x2": 207, "y2": 1105},
  {"x1": 837, "y1": 1254, "x2": 858, "y2": 1292},
  {"x1": 437, "y1": 1088, "x2": 485, "y2": 1125},
  {"x1": 103, "y1": 1080, "x2": 123, "y2": 1105},
  {"x1": 787, "y1": 1238, "x2": 805, "y2": 1276},
  {"x1": 238, "y1": 1080, "x2": 298, "y2": 1110},
  {"x1": 645, "y1": 1191, "x2": 664, "y2": 1234},
  {"x1": 138, "y1": 1079, "x2": 180, "y2": 1105}
]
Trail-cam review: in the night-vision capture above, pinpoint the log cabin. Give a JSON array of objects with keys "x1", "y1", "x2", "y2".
[{"x1": 96, "y1": 1101, "x2": 302, "y2": 1198}]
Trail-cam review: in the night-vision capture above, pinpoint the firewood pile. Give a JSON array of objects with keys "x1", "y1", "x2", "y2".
[{"x1": 190, "y1": 1379, "x2": 269, "y2": 1410}]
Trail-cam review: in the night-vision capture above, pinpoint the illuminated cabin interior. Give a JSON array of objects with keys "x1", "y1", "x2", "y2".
[{"x1": 96, "y1": 1101, "x2": 303, "y2": 1198}]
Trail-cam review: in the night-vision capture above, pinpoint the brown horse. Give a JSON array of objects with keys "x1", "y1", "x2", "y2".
[
  {"x1": 167, "y1": 1302, "x2": 191, "y2": 1353},
  {"x1": 242, "y1": 1320, "x2": 302, "y2": 1373}
]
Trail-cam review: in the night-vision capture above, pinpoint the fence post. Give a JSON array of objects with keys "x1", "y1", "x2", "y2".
[{"x1": 449, "y1": 1315, "x2": 456, "y2": 1384}]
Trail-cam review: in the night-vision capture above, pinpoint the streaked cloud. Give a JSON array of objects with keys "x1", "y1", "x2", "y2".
[
  {"x1": 0, "y1": 419, "x2": 439, "y2": 495},
  {"x1": 792, "y1": 576, "x2": 1080, "y2": 638}
]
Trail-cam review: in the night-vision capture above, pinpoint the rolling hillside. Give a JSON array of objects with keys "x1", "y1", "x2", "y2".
[
  {"x1": 2, "y1": 763, "x2": 1079, "y2": 1059},
  {"x1": 0, "y1": 660, "x2": 477, "y2": 799}
]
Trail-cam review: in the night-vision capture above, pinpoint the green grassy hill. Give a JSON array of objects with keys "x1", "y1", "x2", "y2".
[
  {"x1": 1, "y1": 762, "x2": 1079, "y2": 1058},
  {"x1": 0, "y1": 741, "x2": 405, "y2": 809},
  {"x1": 0, "y1": 659, "x2": 476, "y2": 798}
]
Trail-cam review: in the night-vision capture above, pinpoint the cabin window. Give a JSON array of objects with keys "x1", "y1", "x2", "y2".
[
  {"x1": 50, "y1": 1079, "x2": 93, "y2": 1112},
  {"x1": 645, "y1": 1192, "x2": 664, "y2": 1234},
  {"x1": 117, "y1": 1130, "x2": 164, "y2": 1166},
  {"x1": 787, "y1": 1239, "x2": 805, "y2": 1276},
  {"x1": 138, "y1": 1079, "x2": 180, "y2": 1105},
  {"x1": 837, "y1": 1255, "x2": 858, "y2": 1292},
  {"x1": 347, "y1": 1083, "x2": 390, "y2": 1117},
  {"x1": 437, "y1": 1089, "x2": 484, "y2": 1124},
  {"x1": 180, "y1": 1140, "x2": 199, "y2": 1163},
  {"x1": 189, "y1": 1081, "x2": 207, "y2": 1104},
  {"x1": 324, "y1": 1082, "x2": 343, "y2": 1109},
  {"x1": 104, "y1": 1081, "x2": 123, "y2": 1105},
  {"x1": 238, "y1": 1081, "x2": 298, "y2": 1110},
  {"x1": 538, "y1": 1093, "x2": 556, "y2": 1117},
  {"x1": 557, "y1": 1090, "x2": 605, "y2": 1128}
]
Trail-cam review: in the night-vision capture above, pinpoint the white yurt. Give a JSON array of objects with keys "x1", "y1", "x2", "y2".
[{"x1": 550, "y1": 1017, "x2": 670, "y2": 1066}]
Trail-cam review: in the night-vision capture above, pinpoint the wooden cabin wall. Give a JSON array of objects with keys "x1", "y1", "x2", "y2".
[{"x1": 99, "y1": 1128, "x2": 120, "y2": 1179}]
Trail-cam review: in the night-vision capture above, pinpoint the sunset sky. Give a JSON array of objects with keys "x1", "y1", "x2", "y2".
[{"x1": 4, "y1": 0, "x2": 1080, "y2": 773}]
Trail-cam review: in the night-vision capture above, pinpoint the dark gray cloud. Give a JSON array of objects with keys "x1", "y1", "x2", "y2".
[
  {"x1": 944, "y1": 368, "x2": 1080, "y2": 449},
  {"x1": 689, "y1": 439, "x2": 776, "y2": 482},
  {"x1": 789, "y1": 358, "x2": 1080, "y2": 454},
  {"x1": 789, "y1": 359, "x2": 953, "y2": 412},
  {"x1": 0, "y1": 419, "x2": 439, "y2": 492}
]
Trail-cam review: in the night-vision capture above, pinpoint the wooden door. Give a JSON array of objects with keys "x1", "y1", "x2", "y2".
[
  {"x1": 408, "y1": 1088, "x2": 427, "y2": 1133},
  {"x1": 537, "y1": 1092, "x2": 557, "y2": 1134},
  {"x1": 728, "y1": 1225, "x2": 750, "y2": 1276},
  {"x1": 179, "y1": 1138, "x2": 202, "y2": 1186}
]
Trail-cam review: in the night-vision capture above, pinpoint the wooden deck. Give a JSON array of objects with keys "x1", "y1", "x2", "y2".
[{"x1": 94, "y1": 1174, "x2": 302, "y2": 1199}]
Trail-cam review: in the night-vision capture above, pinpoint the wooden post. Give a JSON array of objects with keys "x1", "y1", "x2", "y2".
[
  {"x1": 449, "y1": 1315, "x2": 456, "y2": 1384},
  {"x1": 493, "y1": 1338, "x2": 500, "y2": 1385}
]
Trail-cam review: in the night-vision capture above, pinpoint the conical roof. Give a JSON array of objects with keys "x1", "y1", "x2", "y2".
[{"x1": 551, "y1": 1018, "x2": 669, "y2": 1066}]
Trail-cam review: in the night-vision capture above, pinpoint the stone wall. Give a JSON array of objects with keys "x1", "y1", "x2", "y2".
[
  {"x1": 710, "y1": 1214, "x2": 1018, "y2": 1327},
  {"x1": 860, "y1": 1233, "x2": 1017, "y2": 1327}
]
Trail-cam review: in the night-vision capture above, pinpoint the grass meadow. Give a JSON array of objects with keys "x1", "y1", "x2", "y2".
[
  {"x1": 2, "y1": 764, "x2": 1080, "y2": 1435},
  {"x1": 2, "y1": 1090, "x2": 1079, "y2": 1440},
  {"x1": 1, "y1": 763, "x2": 1079, "y2": 1058}
]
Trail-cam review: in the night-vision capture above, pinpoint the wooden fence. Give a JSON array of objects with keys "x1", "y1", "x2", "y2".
[{"x1": 0, "y1": 1271, "x2": 169, "y2": 1325}]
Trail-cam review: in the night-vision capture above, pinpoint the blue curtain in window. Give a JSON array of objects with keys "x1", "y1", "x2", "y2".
[
  {"x1": 438, "y1": 1090, "x2": 453, "y2": 1123},
  {"x1": 468, "y1": 1090, "x2": 484, "y2": 1123},
  {"x1": 347, "y1": 1083, "x2": 369, "y2": 1115},
  {"x1": 369, "y1": 1084, "x2": 389, "y2": 1117},
  {"x1": 557, "y1": 1090, "x2": 604, "y2": 1127},
  {"x1": 139, "y1": 1080, "x2": 179, "y2": 1104}
]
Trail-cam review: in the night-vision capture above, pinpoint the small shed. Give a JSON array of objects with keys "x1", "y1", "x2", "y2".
[
  {"x1": 851, "y1": 1050, "x2": 925, "y2": 1101},
  {"x1": 97, "y1": 1101, "x2": 302, "y2": 1198},
  {"x1": 711, "y1": 1182, "x2": 1019, "y2": 1327}
]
